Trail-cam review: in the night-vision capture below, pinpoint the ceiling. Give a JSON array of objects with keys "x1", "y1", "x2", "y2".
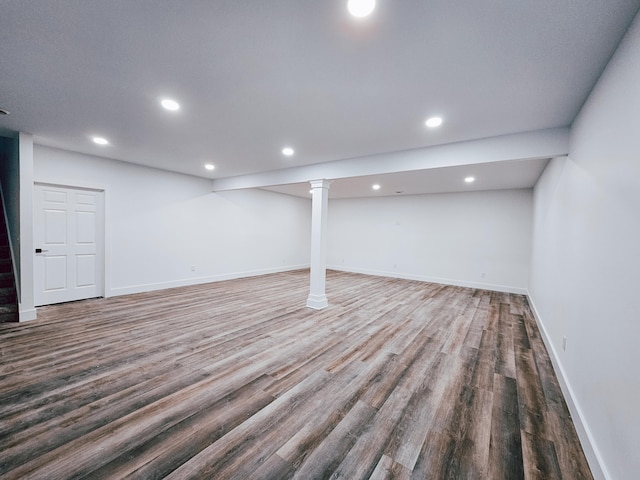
[
  {"x1": 264, "y1": 157, "x2": 550, "y2": 199},
  {"x1": 1, "y1": 1, "x2": 639, "y2": 197}
]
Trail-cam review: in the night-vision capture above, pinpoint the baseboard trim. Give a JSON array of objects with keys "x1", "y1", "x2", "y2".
[
  {"x1": 107, "y1": 264, "x2": 310, "y2": 297},
  {"x1": 526, "y1": 293, "x2": 608, "y2": 480},
  {"x1": 327, "y1": 265, "x2": 527, "y2": 295},
  {"x1": 306, "y1": 293, "x2": 329, "y2": 310},
  {"x1": 18, "y1": 305, "x2": 37, "y2": 322}
]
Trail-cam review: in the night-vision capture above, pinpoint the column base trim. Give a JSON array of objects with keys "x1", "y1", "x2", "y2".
[{"x1": 306, "y1": 294, "x2": 328, "y2": 310}]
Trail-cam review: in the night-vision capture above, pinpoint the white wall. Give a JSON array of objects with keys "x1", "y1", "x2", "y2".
[
  {"x1": 327, "y1": 189, "x2": 532, "y2": 293},
  {"x1": 34, "y1": 145, "x2": 311, "y2": 297},
  {"x1": 19, "y1": 134, "x2": 35, "y2": 320},
  {"x1": 529, "y1": 11, "x2": 640, "y2": 480}
]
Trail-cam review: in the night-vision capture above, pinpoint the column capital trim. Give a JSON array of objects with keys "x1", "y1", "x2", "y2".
[{"x1": 309, "y1": 179, "x2": 332, "y2": 189}]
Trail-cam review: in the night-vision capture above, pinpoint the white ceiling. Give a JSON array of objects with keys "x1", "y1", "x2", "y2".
[
  {"x1": 1, "y1": 1, "x2": 639, "y2": 196},
  {"x1": 264, "y1": 157, "x2": 550, "y2": 199}
]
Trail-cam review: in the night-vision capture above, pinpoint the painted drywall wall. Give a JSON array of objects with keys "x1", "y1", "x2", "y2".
[
  {"x1": 327, "y1": 189, "x2": 532, "y2": 293},
  {"x1": 18, "y1": 134, "x2": 35, "y2": 320},
  {"x1": 33, "y1": 145, "x2": 311, "y2": 297},
  {"x1": 529, "y1": 11, "x2": 640, "y2": 480}
]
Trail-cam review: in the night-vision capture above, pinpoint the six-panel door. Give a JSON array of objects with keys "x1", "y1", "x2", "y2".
[{"x1": 34, "y1": 184, "x2": 104, "y2": 306}]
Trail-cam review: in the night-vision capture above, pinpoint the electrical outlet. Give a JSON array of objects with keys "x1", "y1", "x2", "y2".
[
  {"x1": 562, "y1": 336, "x2": 567, "y2": 351},
  {"x1": 191, "y1": 265, "x2": 196, "y2": 272},
  {"x1": 481, "y1": 272, "x2": 486, "y2": 278}
]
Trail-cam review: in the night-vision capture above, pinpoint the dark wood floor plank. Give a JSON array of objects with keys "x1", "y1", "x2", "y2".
[
  {"x1": 163, "y1": 368, "x2": 335, "y2": 480},
  {"x1": 515, "y1": 346, "x2": 551, "y2": 440},
  {"x1": 0, "y1": 270, "x2": 593, "y2": 479},
  {"x1": 489, "y1": 373, "x2": 525, "y2": 480},
  {"x1": 495, "y1": 303, "x2": 517, "y2": 378},
  {"x1": 439, "y1": 385, "x2": 493, "y2": 479},
  {"x1": 289, "y1": 399, "x2": 377, "y2": 480},
  {"x1": 461, "y1": 307, "x2": 486, "y2": 351},
  {"x1": 369, "y1": 454, "x2": 412, "y2": 480},
  {"x1": 274, "y1": 357, "x2": 384, "y2": 466},
  {"x1": 408, "y1": 430, "x2": 451, "y2": 480},
  {"x1": 546, "y1": 408, "x2": 594, "y2": 479},
  {"x1": 521, "y1": 431, "x2": 562, "y2": 480},
  {"x1": 327, "y1": 332, "x2": 452, "y2": 479},
  {"x1": 383, "y1": 352, "x2": 451, "y2": 471},
  {"x1": 85, "y1": 375, "x2": 277, "y2": 479}
]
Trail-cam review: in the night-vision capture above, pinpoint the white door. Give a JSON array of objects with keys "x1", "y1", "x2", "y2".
[{"x1": 34, "y1": 184, "x2": 105, "y2": 306}]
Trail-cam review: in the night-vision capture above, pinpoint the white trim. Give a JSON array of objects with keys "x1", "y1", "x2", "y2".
[
  {"x1": 526, "y1": 293, "x2": 608, "y2": 480},
  {"x1": 327, "y1": 265, "x2": 528, "y2": 294},
  {"x1": 307, "y1": 179, "x2": 331, "y2": 311},
  {"x1": 19, "y1": 133, "x2": 35, "y2": 321},
  {"x1": 33, "y1": 180, "x2": 107, "y2": 194},
  {"x1": 107, "y1": 264, "x2": 309, "y2": 297},
  {"x1": 306, "y1": 293, "x2": 329, "y2": 310},
  {"x1": 18, "y1": 305, "x2": 37, "y2": 321},
  {"x1": 103, "y1": 189, "x2": 111, "y2": 300}
]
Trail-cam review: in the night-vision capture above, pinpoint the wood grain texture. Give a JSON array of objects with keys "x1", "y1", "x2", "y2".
[{"x1": 0, "y1": 270, "x2": 593, "y2": 479}]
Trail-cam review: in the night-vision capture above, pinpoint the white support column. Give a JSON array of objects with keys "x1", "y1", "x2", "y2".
[{"x1": 306, "y1": 179, "x2": 331, "y2": 309}]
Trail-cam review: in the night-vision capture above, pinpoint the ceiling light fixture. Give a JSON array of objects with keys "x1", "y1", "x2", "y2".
[
  {"x1": 282, "y1": 147, "x2": 295, "y2": 156},
  {"x1": 348, "y1": 0, "x2": 376, "y2": 18},
  {"x1": 372, "y1": 184, "x2": 381, "y2": 190},
  {"x1": 92, "y1": 136, "x2": 109, "y2": 145},
  {"x1": 205, "y1": 164, "x2": 215, "y2": 171},
  {"x1": 160, "y1": 98, "x2": 180, "y2": 111},
  {"x1": 425, "y1": 116, "x2": 443, "y2": 128},
  {"x1": 465, "y1": 176, "x2": 475, "y2": 183}
]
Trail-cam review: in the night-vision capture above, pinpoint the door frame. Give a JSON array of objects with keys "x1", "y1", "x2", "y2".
[{"x1": 33, "y1": 182, "x2": 108, "y2": 305}]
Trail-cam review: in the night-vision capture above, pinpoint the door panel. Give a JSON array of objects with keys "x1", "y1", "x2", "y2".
[
  {"x1": 76, "y1": 254, "x2": 96, "y2": 287},
  {"x1": 45, "y1": 209, "x2": 67, "y2": 243},
  {"x1": 76, "y1": 212, "x2": 96, "y2": 243},
  {"x1": 34, "y1": 185, "x2": 104, "y2": 306},
  {"x1": 44, "y1": 256, "x2": 67, "y2": 290}
]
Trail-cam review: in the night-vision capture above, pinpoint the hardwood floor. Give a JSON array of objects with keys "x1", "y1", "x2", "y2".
[{"x1": 0, "y1": 270, "x2": 593, "y2": 479}]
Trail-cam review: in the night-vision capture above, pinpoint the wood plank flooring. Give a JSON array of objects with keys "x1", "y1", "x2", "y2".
[{"x1": 0, "y1": 270, "x2": 593, "y2": 479}]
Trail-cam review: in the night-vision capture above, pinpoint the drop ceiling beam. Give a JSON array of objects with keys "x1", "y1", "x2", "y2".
[{"x1": 211, "y1": 127, "x2": 569, "y2": 192}]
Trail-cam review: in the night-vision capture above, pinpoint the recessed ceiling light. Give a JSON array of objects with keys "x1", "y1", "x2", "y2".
[
  {"x1": 282, "y1": 147, "x2": 295, "y2": 156},
  {"x1": 425, "y1": 116, "x2": 443, "y2": 128},
  {"x1": 92, "y1": 136, "x2": 109, "y2": 145},
  {"x1": 348, "y1": 0, "x2": 376, "y2": 18},
  {"x1": 465, "y1": 176, "x2": 475, "y2": 183},
  {"x1": 372, "y1": 184, "x2": 381, "y2": 191},
  {"x1": 160, "y1": 98, "x2": 180, "y2": 111},
  {"x1": 205, "y1": 164, "x2": 215, "y2": 171}
]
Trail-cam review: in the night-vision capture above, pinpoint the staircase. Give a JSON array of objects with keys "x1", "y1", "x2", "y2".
[{"x1": 0, "y1": 202, "x2": 18, "y2": 323}]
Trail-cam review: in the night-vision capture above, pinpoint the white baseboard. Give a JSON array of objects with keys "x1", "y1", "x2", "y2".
[
  {"x1": 526, "y1": 293, "x2": 608, "y2": 480},
  {"x1": 18, "y1": 305, "x2": 37, "y2": 322},
  {"x1": 327, "y1": 265, "x2": 528, "y2": 295},
  {"x1": 106, "y1": 264, "x2": 309, "y2": 297}
]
